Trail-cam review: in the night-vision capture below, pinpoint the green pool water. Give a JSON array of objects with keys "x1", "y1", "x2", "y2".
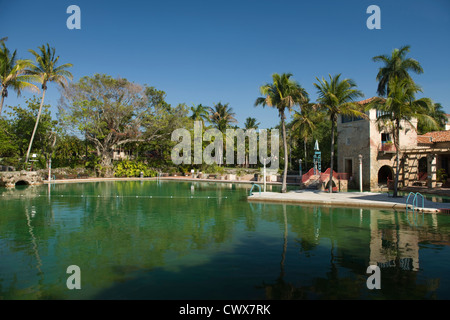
[{"x1": 1, "y1": 180, "x2": 450, "y2": 300}]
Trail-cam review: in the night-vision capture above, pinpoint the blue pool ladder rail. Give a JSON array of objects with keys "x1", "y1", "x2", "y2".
[
  {"x1": 406, "y1": 192, "x2": 425, "y2": 227},
  {"x1": 249, "y1": 183, "x2": 262, "y2": 196},
  {"x1": 406, "y1": 192, "x2": 424, "y2": 212}
]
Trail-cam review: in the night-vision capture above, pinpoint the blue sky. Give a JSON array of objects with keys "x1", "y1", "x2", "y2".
[{"x1": 1, "y1": 0, "x2": 449, "y2": 128}]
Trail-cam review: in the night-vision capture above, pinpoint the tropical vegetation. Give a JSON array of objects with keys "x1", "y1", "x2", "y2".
[
  {"x1": 255, "y1": 73, "x2": 308, "y2": 193},
  {"x1": 0, "y1": 40, "x2": 445, "y2": 194}
]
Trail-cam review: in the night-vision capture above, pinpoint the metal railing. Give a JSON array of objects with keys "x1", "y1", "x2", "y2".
[
  {"x1": 249, "y1": 183, "x2": 261, "y2": 196},
  {"x1": 378, "y1": 143, "x2": 396, "y2": 153},
  {"x1": 406, "y1": 192, "x2": 425, "y2": 227}
]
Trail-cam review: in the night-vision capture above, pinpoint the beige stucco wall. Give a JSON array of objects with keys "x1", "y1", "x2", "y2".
[
  {"x1": 338, "y1": 110, "x2": 419, "y2": 191},
  {"x1": 337, "y1": 112, "x2": 371, "y2": 189}
]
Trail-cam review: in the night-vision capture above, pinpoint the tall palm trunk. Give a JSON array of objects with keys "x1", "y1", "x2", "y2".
[
  {"x1": 304, "y1": 138, "x2": 307, "y2": 172},
  {"x1": 281, "y1": 110, "x2": 288, "y2": 193},
  {"x1": 0, "y1": 88, "x2": 6, "y2": 116},
  {"x1": 25, "y1": 88, "x2": 46, "y2": 164},
  {"x1": 393, "y1": 119, "x2": 400, "y2": 197},
  {"x1": 0, "y1": 95, "x2": 5, "y2": 117},
  {"x1": 329, "y1": 115, "x2": 336, "y2": 193}
]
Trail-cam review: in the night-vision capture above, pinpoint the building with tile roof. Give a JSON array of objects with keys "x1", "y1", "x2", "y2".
[{"x1": 337, "y1": 97, "x2": 450, "y2": 191}]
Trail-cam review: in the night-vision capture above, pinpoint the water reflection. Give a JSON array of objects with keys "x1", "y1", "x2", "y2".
[{"x1": 0, "y1": 181, "x2": 450, "y2": 299}]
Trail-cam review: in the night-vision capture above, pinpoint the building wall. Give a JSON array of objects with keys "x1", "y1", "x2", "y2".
[
  {"x1": 367, "y1": 111, "x2": 418, "y2": 190},
  {"x1": 337, "y1": 109, "x2": 418, "y2": 191},
  {"x1": 337, "y1": 113, "x2": 371, "y2": 189}
]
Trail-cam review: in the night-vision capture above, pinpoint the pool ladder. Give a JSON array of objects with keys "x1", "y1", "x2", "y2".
[
  {"x1": 406, "y1": 192, "x2": 424, "y2": 226},
  {"x1": 406, "y1": 192, "x2": 424, "y2": 211},
  {"x1": 249, "y1": 183, "x2": 262, "y2": 196}
]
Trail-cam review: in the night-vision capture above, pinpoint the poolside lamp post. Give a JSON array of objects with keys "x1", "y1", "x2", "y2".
[
  {"x1": 261, "y1": 156, "x2": 271, "y2": 193},
  {"x1": 313, "y1": 140, "x2": 321, "y2": 175},
  {"x1": 48, "y1": 158, "x2": 52, "y2": 183},
  {"x1": 263, "y1": 159, "x2": 267, "y2": 193},
  {"x1": 358, "y1": 154, "x2": 363, "y2": 192},
  {"x1": 299, "y1": 159, "x2": 302, "y2": 180}
]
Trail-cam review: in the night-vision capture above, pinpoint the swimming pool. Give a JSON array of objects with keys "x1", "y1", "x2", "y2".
[{"x1": 1, "y1": 180, "x2": 450, "y2": 299}]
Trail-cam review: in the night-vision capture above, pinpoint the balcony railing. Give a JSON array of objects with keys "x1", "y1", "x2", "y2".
[{"x1": 379, "y1": 143, "x2": 396, "y2": 153}]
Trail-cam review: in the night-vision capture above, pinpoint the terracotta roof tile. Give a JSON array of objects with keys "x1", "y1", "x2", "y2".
[
  {"x1": 417, "y1": 135, "x2": 433, "y2": 144},
  {"x1": 418, "y1": 130, "x2": 450, "y2": 143},
  {"x1": 356, "y1": 97, "x2": 384, "y2": 105}
]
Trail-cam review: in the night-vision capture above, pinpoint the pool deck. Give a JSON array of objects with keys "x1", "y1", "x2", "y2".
[{"x1": 248, "y1": 190, "x2": 450, "y2": 213}]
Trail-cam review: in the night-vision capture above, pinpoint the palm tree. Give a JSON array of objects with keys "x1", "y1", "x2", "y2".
[
  {"x1": 25, "y1": 44, "x2": 73, "y2": 164},
  {"x1": 190, "y1": 103, "x2": 209, "y2": 123},
  {"x1": 291, "y1": 103, "x2": 320, "y2": 171},
  {"x1": 244, "y1": 117, "x2": 260, "y2": 130},
  {"x1": 0, "y1": 42, "x2": 38, "y2": 116},
  {"x1": 313, "y1": 74, "x2": 365, "y2": 193},
  {"x1": 417, "y1": 102, "x2": 446, "y2": 133},
  {"x1": 208, "y1": 102, "x2": 237, "y2": 132},
  {"x1": 368, "y1": 77, "x2": 437, "y2": 197},
  {"x1": 255, "y1": 73, "x2": 308, "y2": 193},
  {"x1": 208, "y1": 102, "x2": 236, "y2": 165},
  {"x1": 373, "y1": 45, "x2": 423, "y2": 97}
]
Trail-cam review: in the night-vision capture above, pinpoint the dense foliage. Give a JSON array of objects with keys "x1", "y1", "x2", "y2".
[
  {"x1": 0, "y1": 39, "x2": 445, "y2": 183},
  {"x1": 114, "y1": 160, "x2": 158, "y2": 178}
]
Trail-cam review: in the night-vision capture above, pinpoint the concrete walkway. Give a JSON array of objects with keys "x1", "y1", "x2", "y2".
[{"x1": 248, "y1": 190, "x2": 450, "y2": 213}]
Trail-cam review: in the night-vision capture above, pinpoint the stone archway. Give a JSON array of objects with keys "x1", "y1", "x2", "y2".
[
  {"x1": 378, "y1": 165, "x2": 393, "y2": 184},
  {"x1": 15, "y1": 180, "x2": 30, "y2": 186},
  {"x1": 0, "y1": 171, "x2": 43, "y2": 188}
]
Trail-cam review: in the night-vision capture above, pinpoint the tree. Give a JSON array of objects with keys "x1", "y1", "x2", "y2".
[
  {"x1": 59, "y1": 74, "x2": 184, "y2": 167},
  {"x1": 417, "y1": 102, "x2": 446, "y2": 133},
  {"x1": 0, "y1": 117, "x2": 17, "y2": 161},
  {"x1": 255, "y1": 73, "x2": 308, "y2": 193},
  {"x1": 373, "y1": 45, "x2": 423, "y2": 97},
  {"x1": 207, "y1": 102, "x2": 237, "y2": 165},
  {"x1": 291, "y1": 103, "x2": 321, "y2": 171},
  {"x1": 368, "y1": 77, "x2": 437, "y2": 196},
  {"x1": 208, "y1": 102, "x2": 237, "y2": 132},
  {"x1": 52, "y1": 134, "x2": 85, "y2": 168},
  {"x1": 244, "y1": 117, "x2": 260, "y2": 130},
  {"x1": 190, "y1": 104, "x2": 210, "y2": 123},
  {"x1": 0, "y1": 42, "x2": 38, "y2": 116},
  {"x1": 3, "y1": 96, "x2": 57, "y2": 169},
  {"x1": 314, "y1": 74, "x2": 365, "y2": 193},
  {"x1": 25, "y1": 44, "x2": 73, "y2": 164}
]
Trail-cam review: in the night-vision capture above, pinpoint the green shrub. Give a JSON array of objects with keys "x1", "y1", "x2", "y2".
[
  {"x1": 204, "y1": 164, "x2": 218, "y2": 174},
  {"x1": 114, "y1": 160, "x2": 157, "y2": 177},
  {"x1": 437, "y1": 168, "x2": 448, "y2": 183},
  {"x1": 216, "y1": 166, "x2": 225, "y2": 175},
  {"x1": 236, "y1": 168, "x2": 245, "y2": 177}
]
